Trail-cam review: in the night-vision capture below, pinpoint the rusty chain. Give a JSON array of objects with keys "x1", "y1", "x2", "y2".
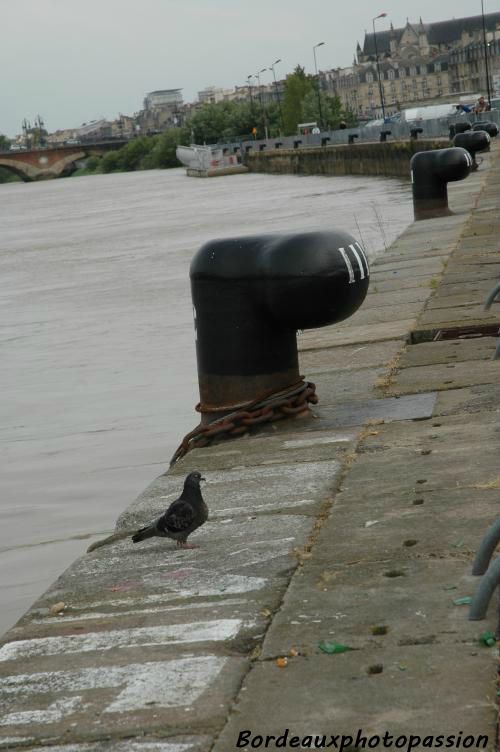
[{"x1": 170, "y1": 380, "x2": 318, "y2": 466}]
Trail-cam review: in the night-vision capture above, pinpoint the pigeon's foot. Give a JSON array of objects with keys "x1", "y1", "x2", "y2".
[{"x1": 176, "y1": 541, "x2": 200, "y2": 549}]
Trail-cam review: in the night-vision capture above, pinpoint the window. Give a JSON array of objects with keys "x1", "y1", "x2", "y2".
[
  {"x1": 388, "y1": 69, "x2": 395, "y2": 80},
  {"x1": 434, "y1": 62, "x2": 441, "y2": 72},
  {"x1": 399, "y1": 67, "x2": 406, "y2": 78},
  {"x1": 366, "y1": 72, "x2": 374, "y2": 83},
  {"x1": 420, "y1": 65, "x2": 427, "y2": 75},
  {"x1": 410, "y1": 66, "x2": 417, "y2": 77}
]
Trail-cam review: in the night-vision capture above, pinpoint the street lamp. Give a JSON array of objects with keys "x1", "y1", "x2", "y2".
[
  {"x1": 372, "y1": 12, "x2": 387, "y2": 121},
  {"x1": 313, "y1": 42, "x2": 325, "y2": 130},
  {"x1": 246, "y1": 75, "x2": 254, "y2": 107},
  {"x1": 255, "y1": 68, "x2": 269, "y2": 139},
  {"x1": 481, "y1": 0, "x2": 492, "y2": 107},
  {"x1": 269, "y1": 58, "x2": 284, "y2": 134}
]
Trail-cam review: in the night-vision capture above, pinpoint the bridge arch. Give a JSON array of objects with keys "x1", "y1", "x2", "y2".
[
  {"x1": 0, "y1": 141, "x2": 126, "y2": 182},
  {"x1": 0, "y1": 161, "x2": 29, "y2": 182}
]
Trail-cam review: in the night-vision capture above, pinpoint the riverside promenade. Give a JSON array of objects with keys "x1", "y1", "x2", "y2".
[{"x1": 1, "y1": 144, "x2": 499, "y2": 751}]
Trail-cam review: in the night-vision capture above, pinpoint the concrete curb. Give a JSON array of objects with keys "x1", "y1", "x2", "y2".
[{"x1": 1, "y1": 144, "x2": 499, "y2": 751}]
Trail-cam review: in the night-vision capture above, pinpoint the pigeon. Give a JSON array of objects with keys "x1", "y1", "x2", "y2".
[{"x1": 131, "y1": 471, "x2": 208, "y2": 549}]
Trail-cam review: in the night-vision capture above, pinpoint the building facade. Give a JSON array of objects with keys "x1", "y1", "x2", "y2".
[
  {"x1": 139, "y1": 89, "x2": 184, "y2": 134},
  {"x1": 324, "y1": 12, "x2": 500, "y2": 119},
  {"x1": 143, "y1": 89, "x2": 183, "y2": 110},
  {"x1": 449, "y1": 36, "x2": 500, "y2": 97}
]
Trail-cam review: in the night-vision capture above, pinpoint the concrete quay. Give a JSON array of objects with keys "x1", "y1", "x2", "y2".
[{"x1": 1, "y1": 144, "x2": 499, "y2": 751}]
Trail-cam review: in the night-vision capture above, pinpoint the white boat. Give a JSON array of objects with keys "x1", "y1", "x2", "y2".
[{"x1": 176, "y1": 144, "x2": 248, "y2": 177}]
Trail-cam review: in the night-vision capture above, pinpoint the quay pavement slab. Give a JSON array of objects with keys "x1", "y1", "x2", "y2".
[{"x1": 1, "y1": 143, "x2": 499, "y2": 750}]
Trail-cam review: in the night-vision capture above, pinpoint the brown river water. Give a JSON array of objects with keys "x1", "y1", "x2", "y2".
[{"x1": 0, "y1": 167, "x2": 413, "y2": 635}]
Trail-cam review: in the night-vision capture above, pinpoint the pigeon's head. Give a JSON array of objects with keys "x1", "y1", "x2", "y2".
[{"x1": 185, "y1": 471, "x2": 206, "y2": 486}]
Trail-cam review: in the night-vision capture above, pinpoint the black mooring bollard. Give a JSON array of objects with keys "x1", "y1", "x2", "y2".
[
  {"x1": 473, "y1": 121, "x2": 499, "y2": 138},
  {"x1": 453, "y1": 130, "x2": 490, "y2": 169},
  {"x1": 190, "y1": 231, "x2": 370, "y2": 423},
  {"x1": 410, "y1": 147, "x2": 472, "y2": 221},
  {"x1": 450, "y1": 122, "x2": 472, "y2": 140},
  {"x1": 348, "y1": 134, "x2": 358, "y2": 144},
  {"x1": 380, "y1": 130, "x2": 391, "y2": 142},
  {"x1": 410, "y1": 127, "x2": 423, "y2": 140}
]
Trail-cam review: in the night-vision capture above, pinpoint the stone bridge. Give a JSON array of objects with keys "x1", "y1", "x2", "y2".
[{"x1": 0, "y1": 141, "x2": 127, "y2": 181}]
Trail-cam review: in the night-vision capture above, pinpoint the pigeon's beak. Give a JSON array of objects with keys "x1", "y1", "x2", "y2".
[{"x1": 200, "y1": 476, "x2": 206, "y2": 482}]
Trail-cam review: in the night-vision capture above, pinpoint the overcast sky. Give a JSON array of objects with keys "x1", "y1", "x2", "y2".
[{"x1": 1, "y1": 0, "x2": 493, "y2": 136}]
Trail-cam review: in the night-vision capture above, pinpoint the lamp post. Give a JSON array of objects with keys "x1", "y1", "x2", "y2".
[
  {"x1": 255, "y1": 68, "x2": 269, "y2": 139},
  {"x1": 372, "y1": 12, "x2": 387, "y2": 121},
  {"x1": 313, "y1": 42, "x2": 325, "y2": 130},
  {"x1": 481, "y1": 0, "x2": 492, "y2": 108},
  {"x1": 246, "y1": 75, "x2": 254, "y2": 108},
  {"x1": 269, "y1": 58, "x2": 284, "y2": 134}
]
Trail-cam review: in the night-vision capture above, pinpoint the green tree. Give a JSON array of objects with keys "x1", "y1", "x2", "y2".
[
  {"x1": 186, "y1": 103, "x2": 232, "y2": 144},
  {"x1": 117, "y1": 137, "x2": 156, "y2": 171},
  {"x1": 223, "y1": 100, "x2": 259, "y2": 140},
  {"x1": 182, "y1": 99, "x2": 280, "y2": 143},
  {"x1": 99, "y1": 150, "x2": 121, "y2": 173},
  {"x1": 342, "y1": 107, "x2": 358, "y2": 128},
  {"x1": 302, "y1": 90, "x2": 346, "y2": 130},
  {"x1": 0, "y1": 166, "x2": 21, "y2": 183},
  {"x1": 282, "y1": 65, "x2": 315, "y2": 135},
  {"x1": 0, "y1": 134, "x2": 10, "y2": 151},
  {"x1": 85, "y1": 156, "x2": 101, "y2": 172},
  {"x1": 141, "y1": 128, "x2": 186, "y2": 169}
]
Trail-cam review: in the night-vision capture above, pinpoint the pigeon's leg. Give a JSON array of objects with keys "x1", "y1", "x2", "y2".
[{"x1": 176, "y1": 540, "x2": 200, "y2": 549}]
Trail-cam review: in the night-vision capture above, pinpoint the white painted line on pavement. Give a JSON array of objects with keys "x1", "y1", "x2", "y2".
[
  {"x1": 0, "y1": 657, "x2": 227, "y2": 722},
  {"x1": 0, "y1": 619, "x2": 242, "y2": 662}
]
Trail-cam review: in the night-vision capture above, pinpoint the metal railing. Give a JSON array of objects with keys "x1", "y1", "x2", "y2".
[{"x1": 217, "y1": 110, "x2": 500, "y2": 155}]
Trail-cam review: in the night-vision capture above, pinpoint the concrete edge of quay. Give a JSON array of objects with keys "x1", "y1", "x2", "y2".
[
  {"x1": 1, "y1": 143, "x2": 499, "y2": 751},
  {"x1": 245, "y1": 138, "x2": 450, "y2": 178}
]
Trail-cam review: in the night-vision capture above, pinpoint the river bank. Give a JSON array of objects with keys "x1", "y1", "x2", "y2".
[
  {"x1": 0, "y1": 143, "x2": 498, "y2": 748},
  {"x1": 0, "y1": 169, "x2": 412, "y2": 637},
  {"x1": 246, "y1": 138, "x2": 447, "y2": 178}
]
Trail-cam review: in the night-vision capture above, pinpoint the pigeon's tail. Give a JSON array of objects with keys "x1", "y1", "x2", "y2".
[{"x1": 131, "y1": 525, "x2": 157, "y2": 544}]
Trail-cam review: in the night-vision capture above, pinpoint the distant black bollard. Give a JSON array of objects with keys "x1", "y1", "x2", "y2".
[
  {"x1": 472, "y1": 121, "x2": 499, "y2": 138},
  {"x1": 190, "y1": 231, "x2": 370, "y2": 424},
  {"x1": 410, "y1": 147, "x2": 472, "y2": 221},
  {"x1": 453, "y1": 130, "x2": 490, "y2": 169},
  {"x1": 450, "y1": 122, "x2": 472, "y2": 139},
  {"x1": 410, "y1": 127, "x2": 423, "y2": 140},
  {"x1": 321, "y1": 137, "x2": 331, "y2": 147},
  {"x1": 380, "y1": 130, "x2": 391, "y2": 142},
  {"x1": 275, "y1": 142, "x2": 283, "y2": 149},
  {"x1": 259, "y1": 143, "x2": 267, "y2": 151},
  {"x1": 348, "y1": 134, "x2": 359, "y2": 144},
  {"x1": 293, "y1": 139, "x2": 302, "y2": 149}
]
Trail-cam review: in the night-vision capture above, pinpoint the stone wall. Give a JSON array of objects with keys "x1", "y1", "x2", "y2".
[{"x1": 246, "y1": 139, "x2": 447, "y2": 179}]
